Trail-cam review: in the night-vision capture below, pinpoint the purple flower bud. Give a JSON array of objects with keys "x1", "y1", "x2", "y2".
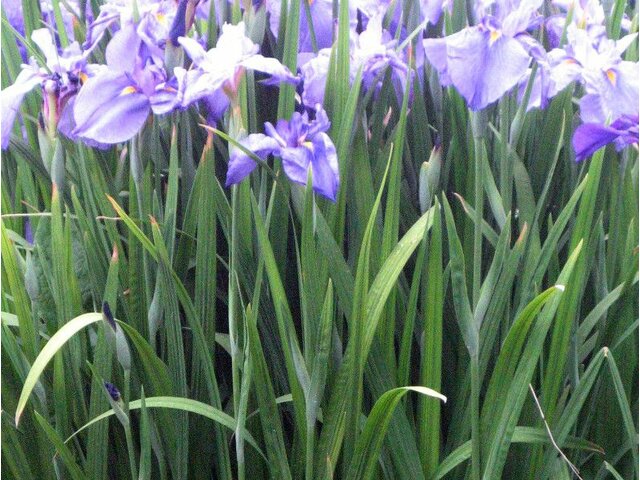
[
  {"x1": 102, "y1": 301, "x2": 117, "y2": 331},
  {"x1": 24, "y1": 219, "x2": 34, "y2": 246},
  {"x1": 104, "y1": 381, "x2": 121, "y2": 401}
]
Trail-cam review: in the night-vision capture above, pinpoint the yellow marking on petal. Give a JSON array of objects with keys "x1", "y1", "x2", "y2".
[
  {"x1": 489, "y1": 29, "x2": 502, "y2": 46},
  {"x1": 303, "y1": 141, "x2": 314, "y2": 151},
  {"x1": 606, "y1": 69, "x2": 617, "y2": 86},
  {"x1": 121, "y1": 85, "x2": 138, "y2": 95},
  {"x1": 79, "y1": 72, "x2": 89, "y2": 84},
  {"x1": 156, "y1": 12, "x2": 167, "y2": 24},
  {"x1": 578, "y1": 14, "x2": 587, "y2": 29},
  {"x1": 564, "y1": 58, "x2": 577, "y2": 65}
]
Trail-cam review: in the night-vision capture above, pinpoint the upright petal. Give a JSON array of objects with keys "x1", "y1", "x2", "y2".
[
  {"x1": 421, "y1": 0, "x2": 445, "y2": 25},
  {"x1": 31, "y1": 29, "x2": 59, "y2": 71},
  {"x1": 106, "y1": 24, "x2": 142, "y2": 73}
]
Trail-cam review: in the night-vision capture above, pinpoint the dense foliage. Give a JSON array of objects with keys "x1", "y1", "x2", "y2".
[{"x1": 1, "y1": 0, "x2": 638, "y2": 479}]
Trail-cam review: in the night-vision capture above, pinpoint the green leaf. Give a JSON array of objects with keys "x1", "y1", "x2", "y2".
[
  {"x1": 15, "y1": 313, "x2": 103, "y2": 425},
  {"x1": 345, "y1": 387, "x2": 446, "y2": 480},
  {"x1": 34, "y1": 412, "x2": 86, "y2": 480},
  {"x1": 64, "y1": 396, "x2": 266, "y2": 461}
]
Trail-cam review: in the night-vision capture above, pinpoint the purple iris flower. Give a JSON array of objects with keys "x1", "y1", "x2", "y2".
[
  {"x1": 299, "y1": 11, "x2": 409, "y2": 109},
  {"x1": 573, "y1": 115, "x2": 639, "y2": 161},
  {"x1": 228, "y1": 105, "x2": 339, "y2": 201},
  {"x1": 154, "y1": 22, "x2": 297, "y2": 114},
  {"x1": 1, "y1": 29, "x2": 101, "y2": 149},
  {"x1": 85, "y1": 0, "x2": 178, "y2": 62},
  {"x1": 520, "y1": 48, "x2": 582, "y2": 110},
  {"x1": 573, "y1": 30, "x2": 639, "y2": 125},
  {"x1": 353, "y1": 13, "x2": 409, "y2": 94},
  {"x1": 523, "y1": 26, "x2": 637, "y2": 111},
  {"x1": 546, "y1": 0, "x2": 606, "y2": 49},
  {"x1": 72, "y1": 24, "x2": 167, "y2": 144},
  {"x1": 424, "y1": 0, "x2": 543, "y2": 110}
]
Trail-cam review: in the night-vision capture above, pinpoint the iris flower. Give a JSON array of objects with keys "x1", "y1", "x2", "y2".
[
  {"x1": 85, "y1": 0, "x2": 179, "y2": 59},
  {"x1": 228, "y1": 105, "x2": 339, "y2": 201},
  {"x1": 155, "y1": 22, "x2": 298, "y2": 113},
  {"x1": 72, "y1": 24, "x2": 166, "y2": 144},
  {"x1": 424, "y1": 0, "x2": 543, "y2": 110},
  {"x1": 299, "y1": 12, "x2": 409, "y2": 109},
  {"x1": 1, "y1": 29, "x2": 100, "y2": 149},
  {"x1": 546, "y1": 0, "x2": 607, "y2": 48},
  {"x1": 523, "y1": 25, "x2": 637, "y2": 111}
]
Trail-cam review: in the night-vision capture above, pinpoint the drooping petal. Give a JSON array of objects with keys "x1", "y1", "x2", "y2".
[
  {"x1": 281, "y1": 145, "x2": 314, "y2": 186},
  {"x1": 201, "y1": 88, "x2": 231, "y2": 125},
  {"x1": 178, "y1": 36, "x2": 209, "y2": 67},
  {"x1": 73, "y1": 71, "x2": 150, "y2": 144},
  {"x1": 1, "y1": 68, "x2": 42, "y2": 149},
  {"x1": 573, "y1": 123, "x2": 625, "y2": 161},
  {"x1": 441, "y1": 26, "x2": 530, "y2": 110},
  {"x1": 57, "y1": 96, "x2": 111, "y2": 149},
  {"x1": 309, "y1": 132, "x2": 339, "y2": 201},
  {"x1": 239, "y1": 54, "x2": 298, "y2": 85},
  {"x1": 226, "y1": 133, "x2": 280, "y2": 186},
  {"x1": 423, "y1": 37, "x2": 453, "y2": 86},
  {"x1": 581, "y1": 61, "x2": 639, "y2": 123}
]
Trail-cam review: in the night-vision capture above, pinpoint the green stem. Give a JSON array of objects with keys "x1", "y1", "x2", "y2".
[
  {"x1": 470, "y1": 356, "x2": 481, "y2": 480},
  {"x1": 123, "y1": 370, "x2": 138, "y2": 480},
  {"x1": 471, "y1": 114, "x2": 485, "y2": 307},
  {"x1": 305, "y1": 420, "x2": 315, "y2": 480}
]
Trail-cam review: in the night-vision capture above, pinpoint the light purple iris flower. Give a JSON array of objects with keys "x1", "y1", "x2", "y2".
[
  {"x1": 424, "y1": 0, "x2": 543, "y2": 110},
  {"x1": 354, "y1": 13, "x2": 409, "y2": 94},
  {"x1": 299, "y1": 12, "x2": 409, "y2": 109},
  {"x1": 72, "y1": 24, "x2": 166, "y2": 144},
  {"x1": 154, "y1": 22, "x2": 298, "y2": 114},
  {"x1": 85, "y1": 0, "x2": 178, "y2": 62},
  {"x1": 572, "y1": 29, "x2": 639, "y2": 124},
  {"x1": 573, "y1": 115, "x2": 639, "y2": 161},
  {"x1": 523, "y1": 25, "x2": 637, "y2": 111},
  {"x1": 546, "y1": 0, "x2": 606, "y2": 49},
  {"x1": 1, "y1": 29, "x2": 101, "y2": 149},
  {"x1": 228, "y1": 105, "x2": 339, "y2": 201}
]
